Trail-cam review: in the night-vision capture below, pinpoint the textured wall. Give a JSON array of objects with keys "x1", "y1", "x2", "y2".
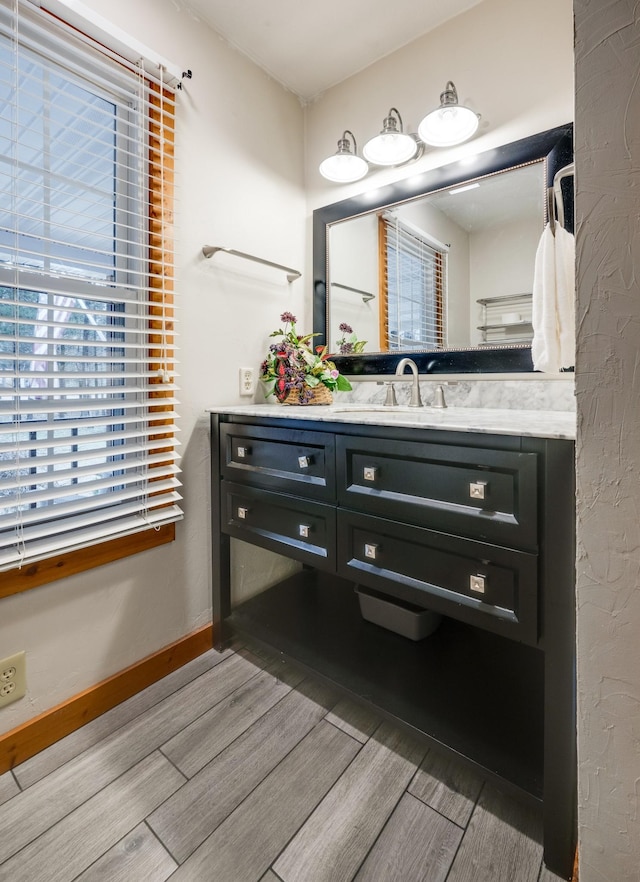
[{"x1": 574, "y1": 2, "x2": 640, "y2": 878}]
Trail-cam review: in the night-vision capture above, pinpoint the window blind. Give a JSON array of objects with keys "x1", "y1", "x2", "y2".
[
  {"x1": 380, "y1": 213, "x2": 447, "y2": 351},
  {"x1": 0, "y1": 0, "x2": 181, "y2": 571}
]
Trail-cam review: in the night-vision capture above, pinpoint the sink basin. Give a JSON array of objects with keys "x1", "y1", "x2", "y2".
[{"x1": 328, "y1": 405, "x2": 448, "y2": 415}]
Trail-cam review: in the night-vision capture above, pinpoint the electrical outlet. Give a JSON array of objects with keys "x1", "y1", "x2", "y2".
[
  {"x1": 0, "y1": 651, "x2": 26, "y2": 709},
  {"x1": 239, "y1": 366, "x2": 254, "y2": 397}
]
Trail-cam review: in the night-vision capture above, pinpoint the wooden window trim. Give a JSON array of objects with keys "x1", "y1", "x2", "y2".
[
  {"x1": 0, "y1": 524, "x2": 175, "y2": 599},
  {"x1": 378, "y1": 214, "x2": 389, "y2": 352}
]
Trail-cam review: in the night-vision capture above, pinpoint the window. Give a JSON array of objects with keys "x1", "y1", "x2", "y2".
[
  {"x1": 0, "y1": 2, "x2": 181, "y2": 586},
  {"x1": 379, "y1": 213, "x2": 447, "y2": 351}
]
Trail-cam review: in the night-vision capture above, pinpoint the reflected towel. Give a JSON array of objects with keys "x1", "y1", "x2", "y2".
[{"x1": 532, "y1": 224, "x2": 575, "y2": 372}]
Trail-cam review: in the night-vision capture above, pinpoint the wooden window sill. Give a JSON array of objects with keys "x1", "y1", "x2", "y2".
[{"x1": 0, "y1": 524, "x2": 175, "y2": 599}]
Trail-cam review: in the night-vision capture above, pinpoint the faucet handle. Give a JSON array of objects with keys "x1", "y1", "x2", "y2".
[
  {"x1": 383, "y1": 382, "x2": 398, "y2": 407},
  {"x1": 433, "y1": 385, "x2": 447, "y2": 408}
]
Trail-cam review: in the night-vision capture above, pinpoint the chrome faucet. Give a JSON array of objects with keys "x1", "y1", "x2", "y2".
[{"x1": 394, "y1": 357, "x2": 423, "y2": 407}]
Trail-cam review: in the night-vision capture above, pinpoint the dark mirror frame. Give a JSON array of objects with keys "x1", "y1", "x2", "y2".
[{"x1": 313, "y1": 122, "x2": 573, "y2": 375}]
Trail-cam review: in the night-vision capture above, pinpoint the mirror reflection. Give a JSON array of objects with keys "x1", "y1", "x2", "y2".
[{"x1": 327, "y1": 161, "x2": 544, "y2": 355}]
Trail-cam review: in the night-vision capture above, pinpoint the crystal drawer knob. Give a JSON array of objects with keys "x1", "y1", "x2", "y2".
[
  {"x1": 364, "y1": 543, "x2": 379, "y2": 560},
  {"x1": 237, "y1": 506, "x2": 249, "y2": 520},
  {"x1": 363, "y1": 466, "x2": 378, "y2": 482},
  {"x1": 470, "y1": 574, "x2": 486, "y2": 594},
  {"x1": 298, "y1": 455, "x2": 311, "y2": 469},
  {"x1": 299, "y1": 524, "x2": 311, "y2": 538},
  {"x1": 469, "y1": 480, "x2": 488, "y2": 500},
  {"x1": 237, "y1": 446, "x2": 250, "y2": 459}
]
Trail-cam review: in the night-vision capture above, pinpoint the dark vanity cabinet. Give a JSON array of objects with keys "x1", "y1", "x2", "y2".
[{"x1": 210, "y1": 412, "x2": 576, "y2": 879}]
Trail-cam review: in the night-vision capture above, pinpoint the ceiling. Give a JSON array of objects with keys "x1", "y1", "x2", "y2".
[{"x1": 179, "y1": 0, "x2": 485, "y2": 102}]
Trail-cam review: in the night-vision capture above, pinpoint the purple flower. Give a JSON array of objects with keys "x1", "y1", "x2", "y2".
[
  {"x1": 339, "y1": 322, "x2": 352, "y2": 334},
  {"x1": 280, "y1": 311, "x2": 297, "y2": 325},
  {"x1": 339, "y1": 342, "x2": 354, "y2": 355},
  {"x1": 330, "y1": 369, "x2": 339, "y2": 379}
]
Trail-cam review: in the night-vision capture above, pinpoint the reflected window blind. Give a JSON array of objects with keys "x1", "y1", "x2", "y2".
[
  {"x1": 0, "y1": 0, "x2": 181, "y2": 571},
  {"x1": 380, "y1": 213, "x2": 446, "y2": 351}
]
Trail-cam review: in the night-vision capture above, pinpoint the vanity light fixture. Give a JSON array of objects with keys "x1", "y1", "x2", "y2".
[
  {"x1": 363, "y1": 107, "x2": 419, "y2": 166},
  {"x1": 319, "y1": 130, "x2": 368, "y2": 183},
  {"x1": 418, "y1": 81, "x2": 479, "y2": 147}
]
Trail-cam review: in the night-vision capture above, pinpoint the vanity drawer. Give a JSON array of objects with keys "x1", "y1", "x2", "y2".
[
  {"x1": 337, "y1": 435, "x2": 538, "y2": 551},
  {"x1": 220, "y1": 424, "x2": 335, "y2": 501},
  {"x1": 222, "y1": 481, "x2": 336, "y2": 571},
  {"x1": 337, "y1": 510, "x2": 538, "y2": 645}
]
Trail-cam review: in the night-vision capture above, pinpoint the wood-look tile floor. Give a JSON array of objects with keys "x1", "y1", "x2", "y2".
[{"x1": 0, "y1": 644, "x2": 566, "y2": 882}]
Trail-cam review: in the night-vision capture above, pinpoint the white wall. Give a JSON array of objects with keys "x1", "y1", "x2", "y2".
[
  {"x1": 0, "y1": 0, "x2": 306, "y2": 733},
  {"x1": 328, "y1": 214, "x2": 379, "y2": 350},
  {"x1": 574, "y1": 2, "x2": 640, "y2": 878},
  {"x1": 469, "y1": 216, "x2": 539, "y2": 345}
]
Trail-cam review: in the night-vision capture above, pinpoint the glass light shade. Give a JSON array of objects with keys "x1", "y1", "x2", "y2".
[
  {"x1": 319, "y1": 131, "x2": 368, "y2": 183},
  {"x1": 418, "y1": 104, "x2": 479, "y2": 146},
  {"x1": 319, "y1": 152, "x2": 368, "y2": 182},
  {"x1": 418, "y1": 82, "x2": 479, "y2": 147},
  {"x1": 363, "y1": 131, "x2": 418, "y2": 166}
]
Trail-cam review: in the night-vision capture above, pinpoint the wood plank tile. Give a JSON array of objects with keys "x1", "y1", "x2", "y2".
[
  {"x1": 408, "y1": 749, "x2": 484, "y2": 827},
  {"x1": 354, "y1": 792, "x2": 463, "y2": 881},
  {"x1": 446, "y1": 784, "x2": 543, "y2": 882},
  {"x1": 260, "y1": 872, "x2": 284, "y2": 882},
  {"x1": 274, "y1": 720, "x2": 426, "y2": 882},
  {"x1": 162, "y1": 665, "x2": 302, "y2": 777},
  {"x1": 0, "y1": 651, "x2": 259, "y2": 864},
  {"x1": 169, "y1": 720, "x2": 359, "y2": 882},
  {"x1": 325, "y1": 697, "x2": 380, "y2": 743},
  {"x1": 0, "y1": 770, "x2": 19, "y2": 806},
  {"x1": 0, "y1": 752, "x2": 184, "y2": 882},
  {"x1": 14, "y1": 647, "x2": 235, "y2": 789},
  {"x1": 73, "y1": 823, "x2": 177, "y2": 882},
  {"x1": 148, "y1": 677, "x2": 339, "y2": 863}
]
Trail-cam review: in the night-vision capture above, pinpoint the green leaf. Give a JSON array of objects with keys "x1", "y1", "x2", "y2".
[{"x1": 336, "y1": 375, "x2": 352, "y2": 391}]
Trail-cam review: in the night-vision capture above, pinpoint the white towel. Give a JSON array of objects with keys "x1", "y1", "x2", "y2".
[{"x1": 531, "y1": 223, "x2": 575, "y2": 372}]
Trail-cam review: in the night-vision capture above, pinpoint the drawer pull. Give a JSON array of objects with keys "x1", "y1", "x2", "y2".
[
  {"x1": 298, "y1": 524, "x2": 311, "y2": 538},
  {"x1": 469, "y1": 480, "x2": 488, "y2": 500},
  {"x1": 237, "y1": 446, "x2": 251, "y2": 459},
  {"x1": 237, "y1": 506, "x2": 249, "y2": 520},
  {"x1": 469, "y1": 574, "x2": 486, "y2": 594},
  {"x1": 364, "y1": 543, "x2": 379, "y2": 560},
  {"x1": 363, "y1": 466, "x2": 378, "y2": 482},
  {"x1": 298, "y1": 455, "x2": 312, "y2": 469}
]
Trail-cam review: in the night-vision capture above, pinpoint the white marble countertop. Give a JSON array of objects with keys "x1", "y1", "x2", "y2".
[{"x1": 207, "y1": 404, "x2": 576, "y2": 440}]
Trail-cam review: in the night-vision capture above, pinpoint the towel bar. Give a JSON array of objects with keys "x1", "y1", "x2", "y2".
[
  {"x1": 202, "y1": 245, "x2": 301, "y2": 283},
  {"x1": 331, "y1": 282, "x2": 375, "y2": 303},
  {"x1": 548, "y1": 162, "x2": 575, "y2": 234}
]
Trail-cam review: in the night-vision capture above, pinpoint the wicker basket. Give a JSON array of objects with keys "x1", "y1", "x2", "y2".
[{"x1": 282, "y1": 384, "x2": 333, "y2": 406}]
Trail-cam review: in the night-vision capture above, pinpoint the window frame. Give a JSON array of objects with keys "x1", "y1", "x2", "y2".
[
  {"x1": 378, "y1": 214, "x2": 446, "y2": 352},
  {"x1": 0, "y1": 12, "x2": 178, "y2": 595}
]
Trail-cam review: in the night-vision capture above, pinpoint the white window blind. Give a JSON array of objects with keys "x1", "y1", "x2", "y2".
[
  {"x1": 0, "y1": 0, "x2": 181, "y2": 571},
  {"x1": 381, "y1": 213, "x2": 447, "y2": 350}
]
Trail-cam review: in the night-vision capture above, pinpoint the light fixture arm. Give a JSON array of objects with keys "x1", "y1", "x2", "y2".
[
  {"x1": 382, "y1": 107, "x2": 403, "y2": 135},
  {"x1": 337, "y1": 129, "x2": 358, "y2": 154},
  {"x1": 440, "y1": 81, "x2": 459, "y2": 107}
]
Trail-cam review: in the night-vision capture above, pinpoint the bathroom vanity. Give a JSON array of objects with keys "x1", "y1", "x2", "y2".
[{"x1": 209, "y1": 404, "x2": 576, "y2": 879}]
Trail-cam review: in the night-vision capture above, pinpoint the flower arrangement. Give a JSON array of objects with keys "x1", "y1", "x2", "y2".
[
  {"x1": 260, "y1": 312, "x2": 352, "y2": 404},
  {"x1": 336, "y1": 322, "x2": 367, "y2": 355}
]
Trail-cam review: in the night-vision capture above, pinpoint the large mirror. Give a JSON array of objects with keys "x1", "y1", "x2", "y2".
[{"x1": 313, "y1": 123, "x2": 573, "y2": 375}]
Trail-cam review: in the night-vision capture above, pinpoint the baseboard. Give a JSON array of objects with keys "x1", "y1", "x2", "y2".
[{"x1": 0, "y1": 623, "x2": 213, "y2": 774}]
